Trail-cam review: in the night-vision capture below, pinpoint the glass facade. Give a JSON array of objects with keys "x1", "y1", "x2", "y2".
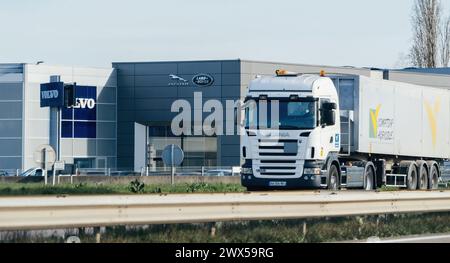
[{"x1": 148, "y1": 126, "x2": 217, "y2": 168}]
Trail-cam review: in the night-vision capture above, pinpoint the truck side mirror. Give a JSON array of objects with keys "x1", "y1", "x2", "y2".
[
  {"x1": 321, "y1": 102, "x2": 337, "y2": 127},
  {"x1": 323, "y1": 102, "x2": 337, "y2": 110}
]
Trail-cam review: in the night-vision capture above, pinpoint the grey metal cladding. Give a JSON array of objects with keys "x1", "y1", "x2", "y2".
[
  {"x1": 135, "y1": 63, "x2": 177, "y2": 75},
  {"x1": 0, "y1": 102, "x2": 22, "y2": 119},
  {"x1": 221, "y1": 156, "x2": 241, "y2": 166},
  {"x1": 113, "y1": 63, "x2": 135, "y2": 76},
  {"x1": 134, "y1": 99, "x2": 176, "y2": 111},
  {"x1": 117, "y1": 121, "x2": 134, "y2": 134},
  {"x1": 97, "y1": 87, "x2": 116, "y2": 103},
  {"x1": 135, "y1": 75, "x2": 170, "y2": 86},
  {"x1": 97, "y1": 104, "x2": 116, "y2": 121},
  {"x1": 97, "y1": 122, "x2": 116, "y2": 139},
  {"x1": 0, "y1": 157, "x2": 21, "y2": 169},
  {"x1": 0, "y1": 120, "x2": 21, "y2": 137},
  {"x1": 178, "y1": 62, "x2": 222, "y2": 74},
  {"x1": 134, "y1": 87, "x2": 177, "y2": 98},
  {"x1": 221, "y1": 60, "x2": 240, "y2": 74},
  {"x1": 118, "y1": 87, "x2": 135, "y2": 99},
  {"x1": 177, "y1": 85, "x2": 222, "y2": 98},
  {"x1": 97, "y1": 139, "x2": 116, "y2": 156},
  {"x1": 117, "y1": 144, "x2": 134, "y2": 157},
  {"x1": 135, "y1": 110, "x2": 177, "y2": 122},
  {"x1": 222, "y1": 74, "x2": 240, "y2": 86},
  {"x1": 117, "y1": 157, "x2": 133, "y2": 169},
  {"x1": 220, "y1": 145, "x2": 240, "y2": 157},
  {"x1": 118, "y1": 76, "x2": 134, "y2": 87},
  {"x1": 118, "y1": 98, "x2": 135, "y2": 110},
  {"x1": 0, "y1": 83, "x2": 22, "y2": 100},
  {"x1": 0, "y1": 139, "x2": 21, "y2": 156},
  {"x1": 221, "y1": 86, "x2": 241, "y2": 98},
  {"x1": 220, "y1": 135, "x2": 240, "y2": 145},
  {"x1": 117, "y1": 133, "x2": 134, "y2": 146},
  {"x1": 118, "y1": 110, "x2": 134, "y2": 122}
]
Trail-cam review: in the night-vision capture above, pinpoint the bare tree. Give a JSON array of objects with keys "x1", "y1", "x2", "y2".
[
  {"x1": 410, "y1": 0, "x2": 441, "y2": 68},
  {"x1": 441, "y1": 16, "x2": 450, "y2": 67}
]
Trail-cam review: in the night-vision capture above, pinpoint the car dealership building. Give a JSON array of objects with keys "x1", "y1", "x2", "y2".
[{"x1": 1, "y1": 60, "x2": 450, "y2": 172}]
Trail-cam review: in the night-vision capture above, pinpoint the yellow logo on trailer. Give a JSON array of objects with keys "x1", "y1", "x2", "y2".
[
  {"x1": 424, "y1": 98, "x2": 441, "y2": 148},
  {"x1": 369, "y1": 105, "x2": 381, "y2": 139}
]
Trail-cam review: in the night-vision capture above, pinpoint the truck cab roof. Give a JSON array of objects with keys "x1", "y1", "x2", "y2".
[{"x1": 247, "y1": 74, "x2": 337, "y2": 98}]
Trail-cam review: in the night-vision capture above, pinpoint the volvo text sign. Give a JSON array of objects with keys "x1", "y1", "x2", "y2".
[{"x1": 40, "y1": 82, "x2": 64, "y2": 107}]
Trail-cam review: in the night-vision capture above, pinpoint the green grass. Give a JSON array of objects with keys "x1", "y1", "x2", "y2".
[
  {"x1": 0, "y1": 182, "x2": 246, "y2": 196},
  {"x1": 4, "y1": 212, "x2": 450, "y2": 243}
]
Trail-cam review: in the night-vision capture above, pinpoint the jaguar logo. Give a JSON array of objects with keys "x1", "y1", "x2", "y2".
[{"x1": 169, "y1": 74, "x2": 188, "y2": 82}]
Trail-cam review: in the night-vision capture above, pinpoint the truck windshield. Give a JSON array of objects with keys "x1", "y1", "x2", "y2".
[{"x1": 245, "y1": 100, "x2": 317, "y2": 130}]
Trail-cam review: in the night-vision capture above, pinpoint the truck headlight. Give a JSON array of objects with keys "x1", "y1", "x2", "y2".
[
  {"x1": 303, "y1": 168, "x2": 321, "y2": 175},
  {"x1": 241, "y1": 167, "x2": 253, "y2": 175}
]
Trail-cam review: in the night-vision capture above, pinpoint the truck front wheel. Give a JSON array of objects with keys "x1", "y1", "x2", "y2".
[{"x1": 327, "y1": 165, "x2": 339, "y2": 191}]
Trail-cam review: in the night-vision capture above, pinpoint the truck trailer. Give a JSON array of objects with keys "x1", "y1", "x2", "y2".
[{"x1": 241, "y1": 70, "x2": 450, "y2": 191}]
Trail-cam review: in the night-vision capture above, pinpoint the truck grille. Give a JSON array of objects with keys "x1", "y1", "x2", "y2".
[
  {"x1": 258, "y1": 139, "x2": 298, "y2": 158},
  {"x1": 253, "y1": 159, "x2": 303, "y2": 178}
]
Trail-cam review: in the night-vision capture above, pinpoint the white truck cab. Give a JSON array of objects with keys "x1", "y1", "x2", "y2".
[
  {"x1": 241, "y1": 70, "x2": 341, "y2": 190},
  {"x1": 241, "y1": 70, "x2": 450, "y2": 191}
]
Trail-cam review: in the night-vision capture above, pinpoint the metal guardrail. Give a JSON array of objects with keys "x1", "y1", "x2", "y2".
[
  {"x1": 1, "y1": 191, "x2": 450, "y2": 230},
  {"x1": 0, "y1": 166, "x2": 241, "y2": 178},
  {"x1": 75, "y1": 166, "x2": 241, "y2": 177}
]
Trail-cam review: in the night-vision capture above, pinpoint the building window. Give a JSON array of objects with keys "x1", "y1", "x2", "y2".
[
  {"x1": 74, "y1": 158, "x2": 95, "y2": 169},
  {"x1": 147, "y1": 126, "x2": 217, "y2": 168}
]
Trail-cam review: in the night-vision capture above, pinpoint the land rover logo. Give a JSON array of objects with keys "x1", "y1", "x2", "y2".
[{"x1": 192, "y1": 74, "x2": 214, "y2": 87}]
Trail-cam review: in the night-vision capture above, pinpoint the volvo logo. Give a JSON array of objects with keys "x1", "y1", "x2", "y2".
[
  {"x1": 41, "y1": 90, "x2": 59, "y2": 99},
  {"x1": 72, "y1": 98, "x2": 96, "y2": 109},
  {"x1": 192, "y1": 74, "x2": 214, "y2": 87}
]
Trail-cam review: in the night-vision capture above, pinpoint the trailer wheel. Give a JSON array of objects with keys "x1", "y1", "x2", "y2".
[
  {"x1": 416, "y1": 161, "x2": 429, "y2": 190},
  {"x1": 327, "y1": 164, "x2": 339, "y2": 191},
  {"x1": 428, "y1": 163, "x2": 439, "y2": 190},
  {"x1": 364, "y1": 165, "x2": 375, "y2": 191},
  {"x1": 400, "y1": 161, "x2": 417, "y2": 190}
]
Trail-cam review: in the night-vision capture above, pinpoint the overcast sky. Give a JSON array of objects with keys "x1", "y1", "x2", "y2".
[{"x1": 1, "y1": 0, "x2": 448, "y2": 69}]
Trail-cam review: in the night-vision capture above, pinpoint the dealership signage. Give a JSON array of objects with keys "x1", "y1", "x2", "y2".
[
  {"x1": 62, "y1": 85, "x2": 97, "y2": 139},
  {"x1": 168, "y1": 73, "x2": 214, "y2": 87},
  {"x1": 73, "y1": 98, "x2": 96, "y2": 109},
  {"x1": 192, "y1": 74, "x2": 214, "y2": 87},
  {"x1": 40, "y1": 82, "x2": 64, "y2": 107}
]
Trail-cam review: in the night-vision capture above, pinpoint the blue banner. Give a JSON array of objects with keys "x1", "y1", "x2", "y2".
[
  {"x1": 62, "y1": 85, "x2": 97, "y2": 139},
  {"x1": 40, "y1": 82, "x2": 64, "y2": 108}
]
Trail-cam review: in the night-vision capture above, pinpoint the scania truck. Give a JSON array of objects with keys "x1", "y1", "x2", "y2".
[{"x1": 241, "y1": 70, "x2": 450, "y2": 191}]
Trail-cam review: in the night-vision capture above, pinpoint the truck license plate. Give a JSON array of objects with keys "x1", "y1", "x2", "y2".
[{"x1": 269, "y1": 181, "x2": 287, "y2": 187}]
